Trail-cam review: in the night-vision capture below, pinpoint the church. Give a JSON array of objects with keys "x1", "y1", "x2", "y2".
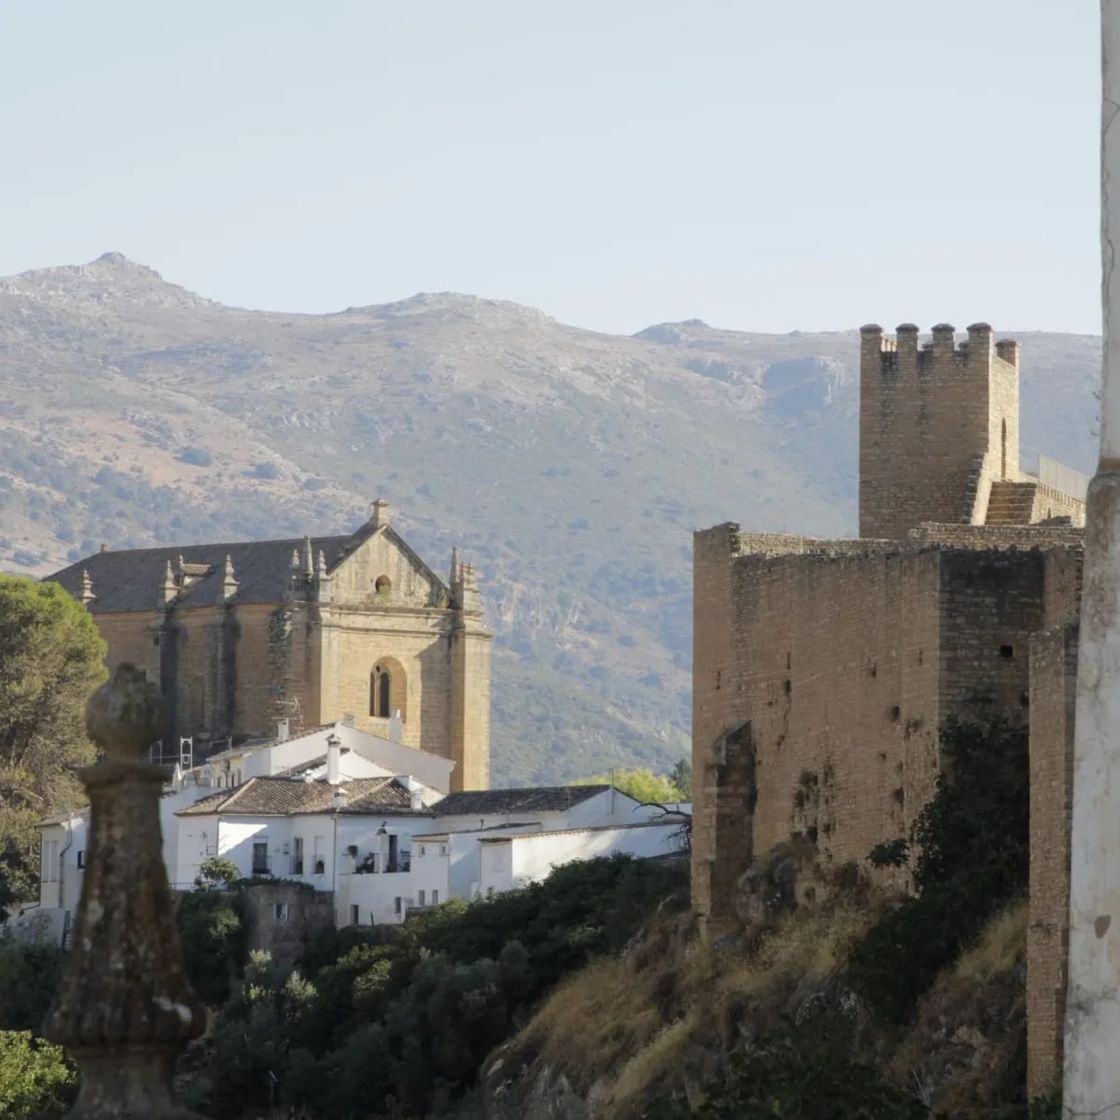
[{"x1": 47, "y1": 499, "x2": 491, "y2": 791}]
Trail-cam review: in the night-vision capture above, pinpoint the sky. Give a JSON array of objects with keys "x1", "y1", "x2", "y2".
[{"x1": 0, "y1": 1, "x2": 1101, "y2": 335}]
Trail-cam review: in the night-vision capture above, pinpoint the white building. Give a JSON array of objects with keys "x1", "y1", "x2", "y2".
[{"x1": 23, "y1": 748, "x2": 687, "y2": 942}]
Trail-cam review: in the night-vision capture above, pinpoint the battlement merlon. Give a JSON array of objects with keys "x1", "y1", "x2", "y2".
[{"x1": 861, "y1": 321, "x2": 1018, "y2": 375}]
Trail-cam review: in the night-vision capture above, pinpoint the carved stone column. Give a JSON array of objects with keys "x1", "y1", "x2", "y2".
[{"x1": 43, "y1": 663, "x2": 206, "y2": 1119}]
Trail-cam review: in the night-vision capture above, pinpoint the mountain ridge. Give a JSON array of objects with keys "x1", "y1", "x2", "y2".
[{"x1": 0, "y1": 255, "x2": 1101, "y2": 783}]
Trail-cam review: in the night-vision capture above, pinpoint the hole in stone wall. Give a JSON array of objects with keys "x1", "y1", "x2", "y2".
[
  {"x1": 888, "y1": 705, "x2": 901, "y2": 722},
  {"x1": 783, "y1": 678, "x2": 792, "y2": 697},
  {"x1": 999, "y1": 645, "x2": 1014, "y2": 660}
]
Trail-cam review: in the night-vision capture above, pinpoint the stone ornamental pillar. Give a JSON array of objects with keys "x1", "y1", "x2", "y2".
[
  {"x1": 43, "y1": 664, "x2": 206, "y2": 1119},
  {"x1": 1064, "y1": 5, "x2": 1120, "y2": 1113}
]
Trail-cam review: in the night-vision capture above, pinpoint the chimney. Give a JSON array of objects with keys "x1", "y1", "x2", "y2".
[
  {"x1": 389, "y1": 710, "x2": 403, "y2": 743},
  {"x1": 326, "y1": 732, "x2": 342, "y2": 786},
  {"x1": 370, "y1": 497, "x2": 389, "y2": 530},
  {"x1": 332, "y1": 787, "x2": 347, "y2": 811},
  {"x1": 160, "y1": 560, "x2": 177, "y2": 608},
  {"x1": 410, "y1": 788, "x2": 424, "y2": 812},
  {"x1": 277, "y1": 719, "x2": 289, "y2": 743},
  {"x1": 220, "y1": 554, "x2": 238, "y2": 602}
]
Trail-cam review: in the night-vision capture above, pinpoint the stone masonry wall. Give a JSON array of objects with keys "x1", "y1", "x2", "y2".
[
  {"x1": 691, "y1": 530, "x2": 1076, "y2": 929},
  {"x1": 1027, "y1": 620, "x2": 1078, "y2": 1099},
  {"x1": 859, "y1": 324, "x2": 1012, "y2": 540}
]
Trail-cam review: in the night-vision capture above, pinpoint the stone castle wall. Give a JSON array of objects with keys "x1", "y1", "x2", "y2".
[
  {"x1": 692, "y1": 526, "x2": 1080, "y2": 930},
  {"x1": 1027, "y1": 620, "x2": 1079, "y2": 1099}
]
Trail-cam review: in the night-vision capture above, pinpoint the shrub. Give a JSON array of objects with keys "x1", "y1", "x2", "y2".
[
  {"x1": 0, "y1": 1031, "x2": 76, "y2": 1120},
  {"x1": 195, "y1": 855, "x2": 239, "y2": 890},
  {"x1": 176, "y1": 891, "x2": 244, "y2": 1005},
  {"x1": 648, "y1": 1022, "x2": 926, "y2": 1119},
  {"x1": 848, "y1": 719, "x2": 1029, "y2": 1023},
  {"x1": 0, "y1": 933, "x2": 62, "y2": 1031},
  {"x1": 179, "y1": 446, "x2": 213, "y2": 467}
]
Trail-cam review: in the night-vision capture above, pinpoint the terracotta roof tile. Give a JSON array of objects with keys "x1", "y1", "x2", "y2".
[{"x1": 176, "y1": 776, "x2": 425, "y2": 817}]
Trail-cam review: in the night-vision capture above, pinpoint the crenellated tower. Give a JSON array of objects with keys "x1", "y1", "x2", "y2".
[{"x1": 858, "y1": 321, "x2": 1021, "y2": 540}]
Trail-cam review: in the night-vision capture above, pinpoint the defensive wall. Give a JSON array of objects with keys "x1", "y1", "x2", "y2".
[{"x1": 692, "y1": 522, "x2": 1083, "y2": 931}]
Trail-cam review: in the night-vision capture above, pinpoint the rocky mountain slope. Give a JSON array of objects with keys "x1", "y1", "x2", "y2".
[{"x1": 0, "y1": 254, "x2": 1101, "y2": 782}]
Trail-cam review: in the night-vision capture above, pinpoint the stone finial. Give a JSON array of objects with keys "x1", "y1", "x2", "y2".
[
  {"x1": 44, "y1": 663, "x2": 205, "y2": 1117},
  {"x1": 370, "y1": 497, "x2": 389, "y2": 530},
  {"x1": 317, "y1": 548, "x2": 328, "y2": 580},
  {"x1": 290, "y1": 548, "x2": 300, "y2": 570},
  {"x1": 220, "y1": 554, "x2": 238, "y2": 601},
  {"x1": 85, "y1": 664, "x2": 164, "y2": 757},
  {"x1": 80, "y1": 569, "x2": 95, "y2": 606},
  {"x1": 458, "y1": 560, "x2": 482, "y2": 613},
  {"x1": 303, "y1": 536, "x2": 314, "y2": 580},
  {"x1": 449, "y1": 546, "x2": 460, "y2": 589}
]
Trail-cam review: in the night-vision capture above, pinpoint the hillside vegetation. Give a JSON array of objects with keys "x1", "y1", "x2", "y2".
[{"x1": 0, "y1": 254, "x2": 1100, "y2": 781}]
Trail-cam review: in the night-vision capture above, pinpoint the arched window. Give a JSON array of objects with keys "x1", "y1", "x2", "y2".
[
  {"x1": 375, "y1": 575, "x2": 392, "y2": 600},
  {"x1": 370, "y1": 664, "x2": 392, "y2": 718}
]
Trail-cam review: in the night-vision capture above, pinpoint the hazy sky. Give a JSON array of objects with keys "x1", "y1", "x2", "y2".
[{"x1": 0, "y1": 2, "x2": 1101, "y2": 335}]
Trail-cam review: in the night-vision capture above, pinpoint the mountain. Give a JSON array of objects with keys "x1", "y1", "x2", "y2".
[{"x1": 0, "y1": 254, "x2": 1101, "y2": 782}]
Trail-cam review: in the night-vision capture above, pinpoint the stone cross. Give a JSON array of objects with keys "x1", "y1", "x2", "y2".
[
  {"x1": 42, "y1": 663, "x2": 206, "y2": 1119},
  {"x1": 1064, "y1": 5, "x2": 1120, "y2": 1113}
]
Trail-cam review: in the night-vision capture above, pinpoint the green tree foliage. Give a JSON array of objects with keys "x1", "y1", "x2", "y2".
[
  {"x1": 0, "y1": 931, "x2": 62, "y2": 1031},
  {"x1": 0, "y1": 575, "x2": 106, "y2": 918},
  {"x1": 191, "y1": 855, "x2": 687, "y2": 1119},
  {"x1": 0, "y1": 1031, "x2": 76, "y2": 1120},
  {"x1": 649, "y1": 1023, "x2": 927, "y2": 1119},
  {"x1": 176, "y1": 891, "x2": 245, "y2": 1005},
  {"x1": 578, "y1": 767, "x2": 687, "y2": 805},
  {"x1": 194, "y1": 855, "x2": 239, "y2": 890},
  {"x1": 848, "y1": 719, "x2": 1030, "y2": 1023},
  {"x1": 669, "y1": 757, "x2": 692, "y2": 800}
]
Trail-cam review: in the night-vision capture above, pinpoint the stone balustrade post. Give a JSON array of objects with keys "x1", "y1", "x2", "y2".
[{"x1": 42, "y1": 663, "x2": 206, "y2": 1119}]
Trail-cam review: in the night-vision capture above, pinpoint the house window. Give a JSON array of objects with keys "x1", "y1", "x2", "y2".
[
  {"x1": 418, "y1": 889, "x2": 426, "y2": 906},
  {"x1": 252, "y1": 841, "x2": 269, "y2": 876},
  {"x1": 419, "y1": 845, "x2": 427, "y2": 857},
  {"x1": 274, "y1": 903, "x2": 289, "y2": 922},
  {"x1": 439, "y1": 844, "x2": 447, "y2": 857},
  {"x1": 394, "y1": 896, "x2": 402, "y2": 915},
  {"x1": 370, "y1": 665, "x2": 392, "y2": 718},
  {"x1": 486, "y1": 887, "x2": 495, "y2": 899},
  {"x1": 292, "y1": 837, "x2": 304, "y2": 876},
  {"x1": 350, "y1": 904, "x2": 360, "y2": 925},
  {"x1": 432, "y1": 889, "x2": 439, "y2": 905},
  {"x1": 76, "y1": 850, "x2": 85, "y2": 869}
]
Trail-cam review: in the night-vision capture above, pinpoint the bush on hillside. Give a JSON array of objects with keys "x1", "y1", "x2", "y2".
[
  {"x1": 848, "y1": 719, "x2": 1029, "y2": 1023},
  {"x1": 190, "y1": 854, "x2": 687, "y2": 1119}
]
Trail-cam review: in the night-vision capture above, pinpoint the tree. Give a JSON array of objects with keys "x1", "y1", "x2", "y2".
[
  {"x1": 195, "y1": 855, "x2": 239, "y2": 890},
  {"x1": 0, "y1": 576, "x2": 106, "y2": 918},
  {"x1": 176, "y1": 891, "x2": 245, "y2": 1005},
  {"x1": 578, "y1": 767, "x2": 687, "y2": 806},
  {"x1": 669, "y1": 757, "x2": 692, "y2": 800},
  {"x1": 0, "y1": 1031, "x2": 76, "y2": 1120}
]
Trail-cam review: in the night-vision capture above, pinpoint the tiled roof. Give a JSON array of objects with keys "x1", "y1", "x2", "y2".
[
  {"x1": 48, "y1": 535, "x2": 353, "y2": 612},
  {"x1": 176, "y1": 776, "x2": 427, "y2": 817},
  {"x1": 45, "y1": 524, "x2": 447, "y2": 613},
  {"x1": 432, "y1": 785, "x2": 611, "y2": 816}
]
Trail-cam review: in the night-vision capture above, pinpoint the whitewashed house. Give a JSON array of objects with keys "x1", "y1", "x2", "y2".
[{"x1": 24, "y1": 746, "x2": 686, "y2": 942}]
